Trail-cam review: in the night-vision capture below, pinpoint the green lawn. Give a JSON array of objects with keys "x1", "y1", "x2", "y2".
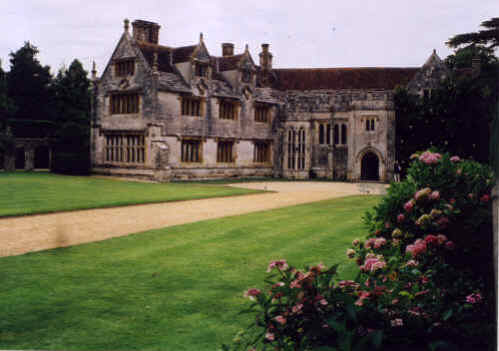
[
  {"x1": 0, "y1": 195, "x2": 380, "y2": 351},
  {"x1": 0, "y1": 172, "x2": 263, "y2": 217}
]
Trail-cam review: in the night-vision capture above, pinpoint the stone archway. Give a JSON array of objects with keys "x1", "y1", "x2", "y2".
[{"x1": 361, "y1": 152, "x2": 380, "y2": 181}]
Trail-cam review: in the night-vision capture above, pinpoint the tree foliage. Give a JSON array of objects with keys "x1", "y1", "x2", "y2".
[
  {"x1": 51, "y1": 59, "x2": 91, "y2": 174},
  {"x1": 447, "y1": 17, "x2": 499, "y2": 49},
  {"x1": 7, "y1": 42, "x2": 53, "y2": 120},
  {"x1": 395, "y1": 47, "x2": 498, "y2": 172}
]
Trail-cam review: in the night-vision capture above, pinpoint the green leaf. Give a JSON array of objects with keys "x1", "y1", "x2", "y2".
[
  {"x1": 371, "y1": 330, "x2": 383, "y2": 349},
  {"x1": 442, "y1": 309, "x2": 453, "y2": 321}
]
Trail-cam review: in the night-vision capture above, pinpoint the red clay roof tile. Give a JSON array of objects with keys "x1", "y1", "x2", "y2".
[{"x1": 272, "y1": 67, "x2": 420, "y2": 90}]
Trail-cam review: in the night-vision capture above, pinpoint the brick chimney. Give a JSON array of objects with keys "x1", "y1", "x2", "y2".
[
  {"x1": 259, "y1": 43, "x2": 273, "y2": 70},
  {"x1": 132, "y1": 20, "x2": 161, "y2": 44},
  {"x1": 222, "y1": 43, "x2": 234, "y2": 57}
]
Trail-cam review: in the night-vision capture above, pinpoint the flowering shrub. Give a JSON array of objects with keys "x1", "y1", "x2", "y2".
[
  {"x1": 224, "y1": 260, "x2": 383, "y2": 351},
  {"x1": 364, "y1": 150, "x2": 495, "y2": 281},
  {"x1": 226, "y1": 151, "x2": 495, "y2": 350}
]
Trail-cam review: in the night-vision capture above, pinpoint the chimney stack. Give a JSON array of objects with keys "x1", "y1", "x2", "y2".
[
  {"x1": 222, "y1": 43, "x2": 234, "y2": 57},
  {"x1": 259, "y1": 43, "x2": 273, "y2": 70},
  {"x1": 132, "y1": 20, "x2": 161, "y2": 44}
]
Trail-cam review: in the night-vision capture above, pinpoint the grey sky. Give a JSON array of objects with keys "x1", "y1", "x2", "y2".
[{"x1": 1, "y1": 0, "x2": 497, "y2": 75}]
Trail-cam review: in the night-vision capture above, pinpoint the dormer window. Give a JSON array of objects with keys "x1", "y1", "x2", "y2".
[
  {"x1": 195, "y1": 63, "x2": 208, "y2": 78},
  {"x1": 115, "y1": 59, "x2": 135, "y2": 77},
  {"x1": 242, "y1": 69, "x2": 252, "y2": 83}
]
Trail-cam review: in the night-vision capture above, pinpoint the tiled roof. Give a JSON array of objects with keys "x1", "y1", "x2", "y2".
[
  {"x1": 172, "y1": 45, "x2": 197, "y2": 63},
  {"x1": 136, "y1": 41, "x2": 174, "y2": 73},
  {"x1": 271, "y1": 68, "x2": 420, "y2": 91},
  {"x1": 158, "y1": 72, "x2": 191, "y2": 93},
  {"x1": 254, "y1": 87, "x2": 284, "y2": 104}
]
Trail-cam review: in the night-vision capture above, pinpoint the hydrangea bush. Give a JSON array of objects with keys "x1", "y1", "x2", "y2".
[{"x1": 224, "y1": 151, "x2": 495, "y2": 351}]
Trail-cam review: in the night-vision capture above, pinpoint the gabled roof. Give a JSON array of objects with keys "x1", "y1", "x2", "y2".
[
  {"x1": 136, "y1": 41, "x2": 175, "y2": 73},
  {"x1": 172, "y1": 45, "x2": 198, "y2": 63},
  {"x1": 271, "y1": 67, "x2": 419, "y2": 91}
]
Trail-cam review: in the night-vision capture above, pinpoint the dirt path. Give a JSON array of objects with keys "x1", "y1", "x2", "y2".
[{"x1": 0, "y1": 182, "x2": 387, "y2": 257}]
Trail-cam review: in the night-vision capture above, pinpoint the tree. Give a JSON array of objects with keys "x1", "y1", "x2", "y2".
[
  {"x1": 0, "y1": 60, "x2": 16, "y2": 130},
  {"x1": 447, "y1": 17, "x2": 499, "y2": 50},
  {"x1": 51, "y1": 59, "x2": 91, "y2": 174},
  {"x1": 7, "y1": 42, "x2": 55, "y2": 137}
]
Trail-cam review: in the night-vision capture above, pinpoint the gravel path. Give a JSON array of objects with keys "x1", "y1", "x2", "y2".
[{"x1": 0, "y1": 181, "x2": 387, "y2": 257}]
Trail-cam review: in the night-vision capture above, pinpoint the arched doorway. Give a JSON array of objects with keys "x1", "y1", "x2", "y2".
[
  {"x1": 15, "y1": 147, "x2": 25, "y2": 170},
  {"x1": 361, "y1": 152, "x2": 379, "y2": 181}
]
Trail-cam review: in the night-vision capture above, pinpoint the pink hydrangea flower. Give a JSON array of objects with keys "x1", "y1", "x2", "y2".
[
  {"x1": 480, "y1": 194, "x2": 490, "y2": 203},
  {"x1": 273, "y1": 315, "x2": 287, "y2": 325},
  {"x1": 374, "y1": 237, "x2": 387, "y2": 249},
  {"x1": 364, "y1": 238, "x2": 376, "y2": 249},
  {"x1": 352, "y1": 239, "x2": 360, "y2": 246},
  {"x1": 437, "y1": 234, "x2": 448, "y2": 244},
  {"x1": 354, "y1": 290, "x2": 371, "y2": 306},
  {"x1": 337, "y1": 280, "x2": 360, "y2": 289},
  {"x1": 361, "y1": 257, "x2": 386, "y2": 272},
  {"x1": 404, "y1": 199, "x2": 415, "y2": 213},
  {"x1": 406, "y1": 239, "x2": 427, "y2": 257},
  {"x1": 291, "y1": 303, "x2": 303, "y2": 314},
  {"x1": 419, "y1": 151, "x2": 442, "y2": 165},
  {"x1": 390, "y1": 318, "x2": 403, "y2": 327},
  {"x1": 415, "y1": 187, "x2": 432, "y2": 201},
  {"x1": 244, "y1": 288, "x2": 261, "y2": 300},
  {"x1": 445, "y1": 241, "x2": 455, "y2": 250},
  {"x1": 267, "y1": 259, "x2": 289, "y2": 273},
  {"x1": 450, "y1": 156, "x2": 461, "y2": 162},
  {"x1": 290, "y1": 279, "x2": 302, "y2": 289},
  {"x1": 397, "y1": 214, "x2": 405, "y2": 223},
  {"x1": 424, "y1": 234, "x2": 439, "y2": 246},
  {"x1": 436, "y1": 216, "x2": 449, "y2": 228},
  {"x1": 346, "y1": 248, "x2": 356, "y2": 258},
  {"x1": 265, "y1": 332, "x2": 275, "y2": 341},
  {"x1": 430, "y1": 191, "x2": 440, "y2": 201},
  {"x1": 405, "y1": 259, "x2": 419, "y2": 267},
  {"x1": 465, "y1": 293, "x2": 482, "y2": 304}
]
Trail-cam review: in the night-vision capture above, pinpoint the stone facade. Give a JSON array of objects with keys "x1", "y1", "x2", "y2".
[{"x1": 91, "y1": 19, "x2": 445, "y2": 182}]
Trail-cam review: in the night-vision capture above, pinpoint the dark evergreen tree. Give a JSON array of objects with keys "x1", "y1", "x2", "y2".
[
  {"x1": 7, "y1": 42, "x2": 55, "y2": 137},
  {"x1": 447, "y1": 17, "x2": 499, "y2": 50},
  {"x1": 51, "y1": 59, "x2": 91, "y2": 174},
  {"x1": 395, "y1": 49, "x2": 498, "y2": 172}
]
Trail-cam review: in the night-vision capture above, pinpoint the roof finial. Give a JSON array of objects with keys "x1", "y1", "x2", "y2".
[
  {"x1": 245, "y1": 44, "x2": 249, "y2": 53},
  {"x1": 91, "y1": 61, "x2": 97, "y2": 80},
  {"x1": 153, "y1": 52, "x2": 159, "y2": 73},
  {"x1": 199, "y1": 32, "x2": 204, "y2": 43},
  {"x1": 124, "y1": 18, "x2": 130, "y2": 33},
  {"x1": 433, "y1": 48, "x2": 436, "y2": 55}
]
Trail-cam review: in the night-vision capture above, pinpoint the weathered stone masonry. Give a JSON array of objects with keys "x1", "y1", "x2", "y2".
[{"x1": 91, "y1": 19, "x2": 446, "y2": 182}]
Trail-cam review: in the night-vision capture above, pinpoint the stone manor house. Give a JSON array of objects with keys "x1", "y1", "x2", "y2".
[{"x1": 91, "y1": 19, "x2": 448, "y2": 182}]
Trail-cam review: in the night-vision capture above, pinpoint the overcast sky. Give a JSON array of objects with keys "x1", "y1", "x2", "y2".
[{"x1": 1, "y1": 0, "x2": 497, "y2": 75}]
